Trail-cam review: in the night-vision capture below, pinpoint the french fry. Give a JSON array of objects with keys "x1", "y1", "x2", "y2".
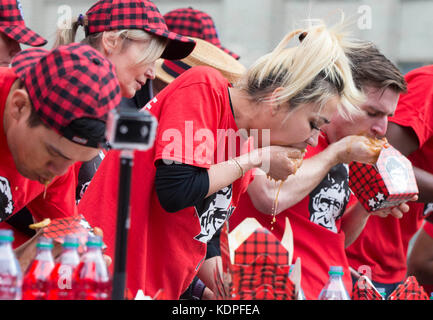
[{"x1": 28, "y1": 218, "x2": 51, "y2": 230}]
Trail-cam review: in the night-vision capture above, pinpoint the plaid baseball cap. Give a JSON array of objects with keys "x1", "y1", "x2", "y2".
[
  {"x1": 84, "y1": 0, "x2": 195, "y2": 60},
  {"x1": 0, "y1": 0, "x2": 47, "y2": 46},
  {"x1": 11, "y1": 43, "x2": 121, "y2": 148},
  {"x1": 163, "y1": 7, "x2": 240, "y2": 60}
]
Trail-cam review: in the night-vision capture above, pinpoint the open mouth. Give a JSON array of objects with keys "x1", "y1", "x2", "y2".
[{"x1": 37, "y1": 175, "x2": 52, "y2": 185}]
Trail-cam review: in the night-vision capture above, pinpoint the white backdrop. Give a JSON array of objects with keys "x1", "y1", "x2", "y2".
[{"x1": 19, "y1": 0, "x2": 433, "y2": 73}]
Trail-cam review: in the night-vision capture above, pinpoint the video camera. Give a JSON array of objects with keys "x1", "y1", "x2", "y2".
[{"x1": 105, "y1": 107, "x2": 157, "y2": 151}]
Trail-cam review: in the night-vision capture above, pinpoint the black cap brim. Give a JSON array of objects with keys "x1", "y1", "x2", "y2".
[{"x1": 144, "y1": 28, "x2": 196, "y2": 60}]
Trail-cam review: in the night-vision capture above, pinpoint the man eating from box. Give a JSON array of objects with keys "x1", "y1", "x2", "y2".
[{"x1": 0, "y1": 43, "x2": 121, "y2": 248}]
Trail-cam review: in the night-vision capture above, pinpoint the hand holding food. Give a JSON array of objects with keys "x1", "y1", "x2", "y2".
[
  {"x1": 335, "y1": 135, "x2": 388, "y2": 164},
  {"x1": 369, "y1": 195, "x2": 418, "y2": 219},
  {"x1": 260, "y1": 145, "x2": 304, "y2": 181},
  {"x1": 15, "y1": 218, "x2": 62, "y2": 272}
]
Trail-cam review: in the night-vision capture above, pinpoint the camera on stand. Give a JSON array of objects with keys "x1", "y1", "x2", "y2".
[
  {"x1": 105, "y1": 108, "x2": 157, "y2": 151},
  {"x1": 105, "y1": 107, "x2": 158, "y2": 300}
]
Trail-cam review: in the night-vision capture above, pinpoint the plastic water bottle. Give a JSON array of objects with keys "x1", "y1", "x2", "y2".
[
  {"x1": 74, "y1": 236, "x2": 111, "y2": 300},
  {"x1": 46, "y1": 236, "x2": 80, "y2": 300},
  {"x1": 377, "y1": 287, "x2": 387, "y2": 300},
  {"x1": 318, "y1": 266, "x2": 351, "y2": 300},
  {"x1": 22, "y1": 237, "x2": 55, "y2": 300},
  {"x1": 0, "y1": 229, "x2": 22, "y2": 300}
]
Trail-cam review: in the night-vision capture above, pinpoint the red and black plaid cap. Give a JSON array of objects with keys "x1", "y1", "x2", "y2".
[
  {"x1": 0, "y1": 0, "x2": 47, "y2": 46},
  {"x1": 163, "y1": 7, "x2": 240, "y2": 60},
  {"x1": 84, "y1": 0, "x2": 195, "y2": 60},
  {"x1": 11, "y1": 43, "x2": 121, "y2": 148}
]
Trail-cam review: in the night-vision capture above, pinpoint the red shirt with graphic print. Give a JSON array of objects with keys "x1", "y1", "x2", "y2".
[
  {"x1": 229, "y1": 134, "x2": 354, "y2": 300},
  {"x1": 346, "y1": 65, "x2": 433, "y2": 284},
  {"x1": 0, "y1": 68, "x2": 78, "y2": 247},
  {"x1": 78, "y1": 66, "x2": 253, "y2": 299}
]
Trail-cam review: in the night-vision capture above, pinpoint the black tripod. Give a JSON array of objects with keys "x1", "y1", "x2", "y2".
[
  {"x1": 106, "y1": 95, "x2": 158, "y2": 300},
  {"x1": 111, "y1": 150, "x2": 134, "y2": 300}
]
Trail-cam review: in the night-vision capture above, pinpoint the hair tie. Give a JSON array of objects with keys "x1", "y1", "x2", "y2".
[
  {"x1": 298, "y1": 32, "x2": 308, "y2": 42},
  {"x1": 77, "y1": 14, "x2": 85, "y2": 27}
]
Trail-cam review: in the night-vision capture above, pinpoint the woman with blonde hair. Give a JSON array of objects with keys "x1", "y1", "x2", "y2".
[
  {"x1": 54, "y1": 0, "x2": 195, "y2": 99},
  {"x1": 78, "y1": 17, "x2": 366, "y2": 299},
  {"x1": 53, "y1": 0, "x2": 196, "y2": 204}
]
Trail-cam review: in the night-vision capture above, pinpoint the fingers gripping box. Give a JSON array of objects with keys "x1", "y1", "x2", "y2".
[{"x1": 349, "y1": 145, "x2": 418, "y2": 212}]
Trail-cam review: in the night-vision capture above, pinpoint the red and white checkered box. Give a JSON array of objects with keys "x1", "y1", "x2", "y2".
[
  {"x1": 41, "y1": 214, "x2": 97, "y2": 253},
  {"x1": 349, "y1": 145, "x2": 418, "y2": 212},
  {"x1": 227, "y1": 219, "x2": 296, "y2": 300}
]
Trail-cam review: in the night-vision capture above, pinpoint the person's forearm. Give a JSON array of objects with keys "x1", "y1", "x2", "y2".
[
  {"x1": 206, "y1": 151, "x2": 261, "y2": 198},
  {"x1": 341, "y1": 202, "x2": 370, "y2": 247},
  {"x1": 248, "y1": 143, "x2": 342, "y2": 214},
  {"x1": 407, "y1": 256, "x2": 433, "y2": 284},
  {"x1": 276, "y1": 146, "x2": 342, "y2": 211},
  {"x1": 414, "y1": 166, "x2": 433, "y2": 203},
  {"x1": 407, "y1": 229, "x2": 433, "y2": 284}
]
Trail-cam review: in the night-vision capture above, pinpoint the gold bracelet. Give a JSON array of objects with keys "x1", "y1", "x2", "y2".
[{"x1": 232, "y1": 158, "x2": 244, "y2": 177}]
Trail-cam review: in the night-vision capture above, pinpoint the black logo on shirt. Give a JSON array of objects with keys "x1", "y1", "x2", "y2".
[
  {"x1": 309, "y1": 164, "x2": 350, "y2": 232},
  {"x1": 0, "y1": 177, "x2": 14, "y2": 222},
  {"x1": 194, "y1": 185, "x2": 235, "y2": 243}
]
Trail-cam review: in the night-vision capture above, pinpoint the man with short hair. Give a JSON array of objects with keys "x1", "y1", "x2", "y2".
[
  {"x1": 0, "y1": 43, "x2": 121, "y2": 243},
  {"x1": 230, "y1": 41, "x2": 410, "y2": 299},
  {"x1": 346, "y1": 62, "x2": 433, "y2": 297}
]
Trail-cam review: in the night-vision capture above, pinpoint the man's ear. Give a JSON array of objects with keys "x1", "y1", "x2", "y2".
[{"x1": 9, "y1": 87, "x2": 31, "y2": 122}]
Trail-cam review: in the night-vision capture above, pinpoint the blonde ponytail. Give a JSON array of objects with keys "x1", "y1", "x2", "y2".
[
  {"x1": 240, "y1": 14, "x2": 367, "y2": 120},
  {"x1": 53, "y1": 17, "x2": 81, "y2": 48}
]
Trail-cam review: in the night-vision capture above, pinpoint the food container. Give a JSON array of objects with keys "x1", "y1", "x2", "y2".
[{"x1": 349, "y1": 144, "x2": 418, "y2": 212}]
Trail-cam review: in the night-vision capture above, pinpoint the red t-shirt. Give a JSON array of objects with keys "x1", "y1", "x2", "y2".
[
  {"x1": 0, "y1": 68, "x2": 78, "y2": 247},
  {"x1": 346, "y1": 65, "x2": 433, "y2": 283},
  {"x1": 229, "y1": 134, "x2": 354, "y2": 299},
  {"x1": 78, "y1": 66, "x2": 253, "y2": 299}
]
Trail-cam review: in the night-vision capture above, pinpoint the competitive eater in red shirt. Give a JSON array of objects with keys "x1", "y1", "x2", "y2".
[{"x1": 78, "y1": 18, "x2": 366, "y2": 299}]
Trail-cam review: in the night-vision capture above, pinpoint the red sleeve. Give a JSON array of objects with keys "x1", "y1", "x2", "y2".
[
  {"x1": 389, "y1": 73, "x2": 433, "y2": 148},
  {"x1": 26, "y1": 165, "x2": 78, "y2": 221},
  {"x1": 423, "y1": 220, "x2": 433, "y2": 239},
  {"x1": 153, "y1": 82, "x2": 223, "y2": 169}
]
